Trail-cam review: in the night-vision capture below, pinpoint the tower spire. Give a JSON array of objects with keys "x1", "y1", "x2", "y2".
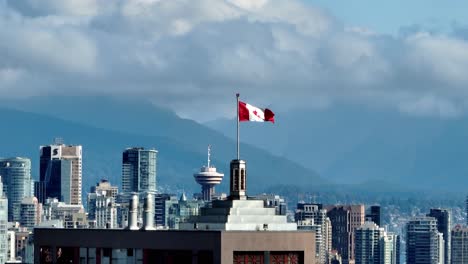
[
  {"x1": 194, "y1": 145, "x2": 224, "y2": 201},
  {"x1": 207, "y1": 144, "x2": 211, "y2": 168}
]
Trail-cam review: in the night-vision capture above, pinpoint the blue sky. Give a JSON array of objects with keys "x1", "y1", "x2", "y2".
[{"x1": 307, "y1": 0, "x2": 468, "y2": 34}]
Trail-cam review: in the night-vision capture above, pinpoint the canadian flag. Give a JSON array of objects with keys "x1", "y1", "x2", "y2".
[{"x1": 239, "y1": 101, "x2": 275, "y2": 123}]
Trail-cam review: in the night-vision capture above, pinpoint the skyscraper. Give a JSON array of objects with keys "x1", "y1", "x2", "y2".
[
  {"x1": 406, "y1": 217, "x2": 443, "y2": 264},
  {"x1": 366, "y1": 205, "x2": 381, "y2": 226},
  {"x1": 295, "y1": 202, "x2": 331, "y2": 264},
  {"x1": 427, "y1": 208, "x2": 451, "y2": 264},
  {"x1": 0, "y1": 177, "x2": 8, "y2": 264},
  {"x1": 39, "y1": 143, "x2": 82, "y2": 205},
  {"x1": 122, "y1": 148, "x2": 157, "y2": 194},
  {"x1": 0, "y1": 157, "x2": 33, "y2": 221},
  {"x1": 353, "y1": 221, "x2": 400, "y2": 264},
  {"x1": 326, "y1": 205, "x2": 365, "y2": 264},
  {"x1": 451, "y1": 225, "x2": 468, "y2": 264},
  {"x1": 381, "y1": 232, "x2": 400, "y2": 264},
  {"x1": 355, "y1": 221, "x2": 384, "y2": 264}
]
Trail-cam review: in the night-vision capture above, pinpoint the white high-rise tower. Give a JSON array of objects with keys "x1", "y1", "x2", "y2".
[
  {"x1": 193, "y1": 145, "x2": 224, "y2": 201},
  {"x1": 0, "y1": 177, "x2": 8, "y2": 263}
]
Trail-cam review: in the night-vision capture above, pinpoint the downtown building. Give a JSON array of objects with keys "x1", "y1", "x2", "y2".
[
  {"x1": 34, "y1": 156, "x2": 316, "y2": 263},
  {"x1": 406, "y1": 217, "x2": 444, "y2": 264},
  {"x1": 451, "y1": 225, "x2": 468, "y2": 264},
  {"x1": 37, "y1": 143, "x2": 82, "y2": 205},
  {"x1": 122, "y1": 147, "x2": 157, "y2": 194},
  {"x1": 427, "y1": 208, "x2": 451, "y2": 264},
  {"x1": 0, "y1": 157, "x2": 33, "y2": 222},
  {"x1": 42, "y1": 198, "x2": 86, "y2": 229},
  {"x1": 164, "y1": 193, "x2": 205, "y2": 229},
  {"x1": 325, "y1": 204, "x2": 365, "y2": 264},
  {"x1": 19, "y1": 196, "x2": 42, "y2": 230},
  {"x1": 87, "y1": 180, "x2": 119, "y2": 229},
  {"x1": 366, "y1": 206, "x2": 381, "y2": 226},
  {"x1": 116, "y1": 148, "x2": 158, "y2": 228},
  {"x1": 295, "y1": 202, "x2": 332, "y2": 264},
  {"x1": 0, "y1": 177, "x2": 8, "y2": 263},
  {"x1": 354, "y1": 221, "x2": 399, "y2": 264}
]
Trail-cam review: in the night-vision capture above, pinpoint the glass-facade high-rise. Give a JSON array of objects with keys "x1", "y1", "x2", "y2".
[
  {"x1": 122, "y1": 148, "x2": 157, "y2": 194},
  {"x1": 295, "y1": 203, "x2": 330, "y2": 264},
  {"x1": 0, "y1": 176, "x2": 8, "y2": 263},
  {"x1": 38, "y1": 144, "x2": 82, "y2": 205},
  {"x1": 452, "y1": 225, "x2": 468, "y2": 264},
  {"x1": 427, "y1": 208, "x2": 451, "y2": 264},
  {"x1": 0, "y1": 157, "x2": 33, "y2": 221},
  {"x1": 355, "y1": 221, "x2": 384, "y2": 264},
  {"x1": 406, "y1": 217, "x2": 442, "y2": 264}
]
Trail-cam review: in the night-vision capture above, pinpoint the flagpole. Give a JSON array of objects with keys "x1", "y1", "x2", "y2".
[{"x1": 236, "y1": 93, "x2": 240, "y2": 160}]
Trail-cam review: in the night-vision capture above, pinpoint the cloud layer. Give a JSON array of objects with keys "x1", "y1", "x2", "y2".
[{"x1": 2, "y1": 0, "x2": 468, "y2": 120}]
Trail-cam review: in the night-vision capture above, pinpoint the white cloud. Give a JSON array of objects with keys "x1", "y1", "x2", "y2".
[
  {"x1": 227, "y1": 0, "x2": 268, "y2": 10},
  {"x1": 399, "y1": 95, "x2": 461, "y2": 118},
  {"x1": 2, "y1": 0, "x2": 468, "y2": 120},
  {"x1": 405, "y1": 33, "x2": 468, "y2": 83}
]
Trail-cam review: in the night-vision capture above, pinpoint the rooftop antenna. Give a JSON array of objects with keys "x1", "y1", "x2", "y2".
[
  {"x1": 311, "y1": 194, "x2": 317, "y2": 204},
  {"x1": 207, "y1": 144, "x2": 211, "y2": 168},
  {"x1": 53, "y1": 137, "x2": 64, "y2": 145}
]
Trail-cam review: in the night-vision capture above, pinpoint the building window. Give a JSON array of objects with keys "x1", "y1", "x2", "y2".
[
  {"x1": 233, "y1": 251, "x2": 264, "y2": 264},
  {"x1": 241, "y1": 169, "x2": 245, "y2": 190}
]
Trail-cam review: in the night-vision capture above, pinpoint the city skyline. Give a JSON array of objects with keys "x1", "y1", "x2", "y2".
[{"x1": 1, "y1": 1, "x2": 468, "y2": 263}]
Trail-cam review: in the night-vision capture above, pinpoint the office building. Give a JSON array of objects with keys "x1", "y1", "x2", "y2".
[
  {"x1": 256, "y1": 194, "x2": 287, "y2": 215},
  {"x1": 154, "y1": 193, "x2": 172, "y2": 227},
  {"x1": 42, "y1": 198, "x2": 86, "y2": 228},
  {"x1": 406, "y1": 217, "x2": 442, "y2": 264},
  {"x1": 295, "y1": 202, "x2": 331, "y2": 264},
  {"x1": 164, "y1": 194, "x2": 205, "y2": 229},
  {"x1": 381, "y1": 232, "x2": 400, "y2": 264},
  {"x1": 122, "y1": 147, "x2": 157, "y2": 194},
  {"x1": 35, "y1": 228, "x2": 315, "y2": 264},
  {"x1": 427, "y1": 208, "x2": 451, "y2": 264},
  {"x1": 354, "y1": 221, "x2": 400, "y2": 264},
  {"x1": 87, "y1": 180, "x2": 119, "y2": 229},
  {"x1": 366, "y1": 205, "x2": 381, "y2": 226},
  {"x1": 297, "y1": 218, "x2": 325, "y2": 264},
  {"x1": 87, "y1": 192, "x2": 117, "y2": 229},
  {"x1": 452, "y1": 225, "x2": 468, "y2": 264},
  {"x1": 193, "y1": 145, "x2": 224, "y2": 201},
  {"x1": 326, "y1": 204, "x2": 365, "y2": 264},
  {"x1": 0, "y1": 157, "x2": 33, "y2": 221},
  {"x1": 19, "y1": 196, "x2": 42, "y2": 229},
  {"x1": 355, "y1": 221, "x2": 384, "y2": 264},
  {"x1": 0, "y1": 177, "x2": 8, "y2": 263},
  {"x1": 39, "y1": 143, "x2": 82, "y2": 205}
]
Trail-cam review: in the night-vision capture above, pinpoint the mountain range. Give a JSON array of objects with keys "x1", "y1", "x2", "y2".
[
  {"x1": 2, "y1": 96, "x2": 467, "y2": 197},
  {"x1": 0, "y1": 96, "x2": 324, "y2": 197}
]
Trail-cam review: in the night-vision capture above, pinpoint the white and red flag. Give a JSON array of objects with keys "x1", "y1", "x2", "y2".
[{"x1": 238, "y1": 101, "x2": 275, "y2": 123}]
